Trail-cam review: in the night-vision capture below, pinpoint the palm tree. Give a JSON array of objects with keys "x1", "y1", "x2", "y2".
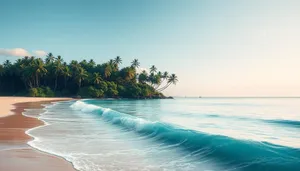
[
  {"x1": 162, "y1": 71, "x2": 168, "y2": 80},
  {"x1": 155, "y1": 71, "x2": 168, "y2": 90},
  {"x1": 3, "y1": 60, "x2": 12, "y2": 69},
  {"x1": 88, "y1": 59, "x2": 96, "y2": 67},
  {"x1": 56, "y1": 55, "x2": 63, "y2": 63},
  {"x1": 71, "y1": 60, "x2": 81, "y2": 74},
  {"x1": 157, "y1": 71, "x2": 162, "y2": 77},
  {"x1": 123, "y1": 67, "x2": 136, "y2": 81},
  {"x1": 53, "y1": 61, "x2": 64, "y2": 91},
  {"x1": 150, "y1": 65, "x2": 157, "y2": 74},
  {"x1": 80, "y1": 59, "x2": 88, "y2": 66},
  {"x1": 33, "y1": 58, "x2": 47, "y2": 87},
  {"x1": 138, "y1": 70, "x2": 148, "y2": 84},
  {"x1": 22, "y1": 65, "x2": 35, "y2": 88},
  {"x1": 62, "y1": 66, "x2": 71, "y2": 89},
  {"x1": 157, "y1": 74, "x2": 178, "y2": 91},
  {"x1": 131, "y1": 59, "x2": 140, "y2": 68},
  {"x1": 104, "y1": 64, "x2": 112, "y2": 78},
  {"x1": 114, "y1": 56, "x2": 122, "y2": 66},
  {"x1": 108, "y1": 59, "x2": 114, "y2": 66},
  {"x1": 91, "y1": 72, "x2": 102, "y2": 85},
  {"x1": 154, "y1": 71, "x2": 163, "y2": 89},
  {"x1": 75, "y1": 67, "x2": 88, "y2": 89},
  {"x1": 168, "y1": 74, "x2": 178, "y2": 84},
  {"x1": 45, "y1": 53, "x2": 55, "y2": 64},
  {"x1": 148, "y1": 73, "x2": 156, "y2": 86}
]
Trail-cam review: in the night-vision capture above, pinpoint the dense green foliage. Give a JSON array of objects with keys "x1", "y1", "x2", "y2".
[{"x1": 0, "y1": 54, "x2": 178, "y2": 98}]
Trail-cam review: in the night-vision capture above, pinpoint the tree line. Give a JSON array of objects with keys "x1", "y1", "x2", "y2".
[{"x1": 0, "y1": 53, "x2": 178, "y2": 98}]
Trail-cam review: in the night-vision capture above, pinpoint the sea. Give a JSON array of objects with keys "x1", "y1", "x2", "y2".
[{"x1": 23, "y1": 98, "x2": 300, "y2": 171}]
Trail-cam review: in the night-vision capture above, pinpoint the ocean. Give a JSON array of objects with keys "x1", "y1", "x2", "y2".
[{"x1": 24, "y1": 98, "x2": 300, "y2": 171}]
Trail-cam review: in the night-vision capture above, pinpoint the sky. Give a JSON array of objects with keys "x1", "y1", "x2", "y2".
[{"x1": 0, "y1": 0, "x2": 300, "y2": 97}]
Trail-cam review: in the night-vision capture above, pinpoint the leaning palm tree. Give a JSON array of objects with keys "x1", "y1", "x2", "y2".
[
  {"x1": 162, "y1": 71, "x2": 169, "y2": 80},
  {"x1": 131, "y1": 59, "x2": 140, "y2": 68},
  {"x1": 157, "y1": 74, "x2": 178, "y2": 91},
  {"x1": 148, "y1": 73, "x2": 156, "y2": 86},
  {"x1": 154, "y1": 71, "x2": 163, "y2": 89},
  {"x1": 150, "y1": 65, "x2": 157, "y2": 74}
]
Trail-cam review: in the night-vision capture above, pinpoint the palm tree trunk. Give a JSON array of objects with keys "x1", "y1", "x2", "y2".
[
  {"x1": 36, "y1": 73, "x2": 39, "y2": 87},
  {"x1": 64, "y1": 76, "x2": 67, "y2": 89},
  {"x1": 12, "y1": 78, "x2": 15, "y2": 94},
  {"x1": 155, "y1": 79, "x2": 166, "y2": 90},
  {"x1": 32, "y1": 76, "x2": 36, "y2": 88},
  {"x1": 54, "y1": 76, "x2": 58, "y2": 91},
  {"x1": 78, "y1": 79, "x2": 81, "y2": 89},
  {"x1": 157, "y1": 83, "x2": 171, "y2": 91},
  {"x1": 28, "y1": 80, "x2": 33, "y2": 88}
]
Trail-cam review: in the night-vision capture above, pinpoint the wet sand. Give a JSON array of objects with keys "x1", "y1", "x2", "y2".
[{"x1": 0, "y1": 98, "x2": 76, "y2": 171}]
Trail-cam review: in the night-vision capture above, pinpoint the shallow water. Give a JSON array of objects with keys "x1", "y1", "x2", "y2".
[{"x1": 25, "y1": 98, "x2": 300, "y2": 171}]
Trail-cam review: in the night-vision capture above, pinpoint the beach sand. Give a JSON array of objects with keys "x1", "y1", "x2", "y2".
[
  {"x1": 0, "y1": 97, "x2": 76, "y2": 171},
  {"x1": 0, "y1": 97, "x2": 71, "y2": 117}
]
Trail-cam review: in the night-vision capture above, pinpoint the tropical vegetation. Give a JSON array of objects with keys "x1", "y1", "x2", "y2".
[{"x1": 0, "y1": 53, "x2": 178, "y2": 98}]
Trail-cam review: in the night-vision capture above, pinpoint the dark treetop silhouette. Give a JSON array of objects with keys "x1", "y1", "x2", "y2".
[{"x1": 0, "y1": 53, "x2": 178, "y2": 98}]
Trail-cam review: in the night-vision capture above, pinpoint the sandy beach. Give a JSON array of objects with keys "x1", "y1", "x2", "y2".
[
  {"x1": 0, "y1": 97, "x2": 75, "y2": 171},
  {"x1": 0, "y1": 97, "x2": 71, "y2": 117}
]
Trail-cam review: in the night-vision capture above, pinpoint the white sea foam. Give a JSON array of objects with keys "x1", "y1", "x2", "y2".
[{"x1": 70, "y1": 100, "x2": 101, "y2": 112}]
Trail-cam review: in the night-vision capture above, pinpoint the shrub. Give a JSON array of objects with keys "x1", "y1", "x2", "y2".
[
  {"x1": 28, "y1": 88, "x2": 38, "y2": 97},
  {"x1": 78, "y1": 86, "x2": 104, "y2": 98},
  {"x1": 97, "y1": 81, "x2": 108, "y2": 92},
  {"x1": 88, "y1": 86, "x2": 104, "y2": 98},
  {"x1": 44, "y1": 87, "x2": 55, "y2": 97},
  {"x1": 117, "y1": 85, "x2": 126, "y2": 97},
  {"x1": 105, "y1": 82, "x2": 118, "y2": 97},
  {"x1": 28, "y1": 86, "x2": 54, "y2": 97}
]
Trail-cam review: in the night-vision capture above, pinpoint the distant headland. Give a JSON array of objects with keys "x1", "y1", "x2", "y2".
[{"x1": 0, "y1": 53, "x2": 178, "y2": 99}]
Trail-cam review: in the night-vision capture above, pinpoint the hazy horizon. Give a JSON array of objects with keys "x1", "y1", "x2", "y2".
[{"x1": 1, "y1": 0, "x2": 299, "y2": 97}]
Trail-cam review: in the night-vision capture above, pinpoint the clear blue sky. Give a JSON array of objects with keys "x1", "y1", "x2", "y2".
[{"x1": 1, "y1": 0, "x2": 300, "y2": 96}]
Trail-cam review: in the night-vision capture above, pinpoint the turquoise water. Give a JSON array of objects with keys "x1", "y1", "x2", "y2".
[{"x1": 25, "y1": 98, "x2": 300, "y2": 171}]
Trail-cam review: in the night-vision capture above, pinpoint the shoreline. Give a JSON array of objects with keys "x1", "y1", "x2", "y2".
[{"x1": 0, "y1": 97, "x2": 76, "y2": 171}]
